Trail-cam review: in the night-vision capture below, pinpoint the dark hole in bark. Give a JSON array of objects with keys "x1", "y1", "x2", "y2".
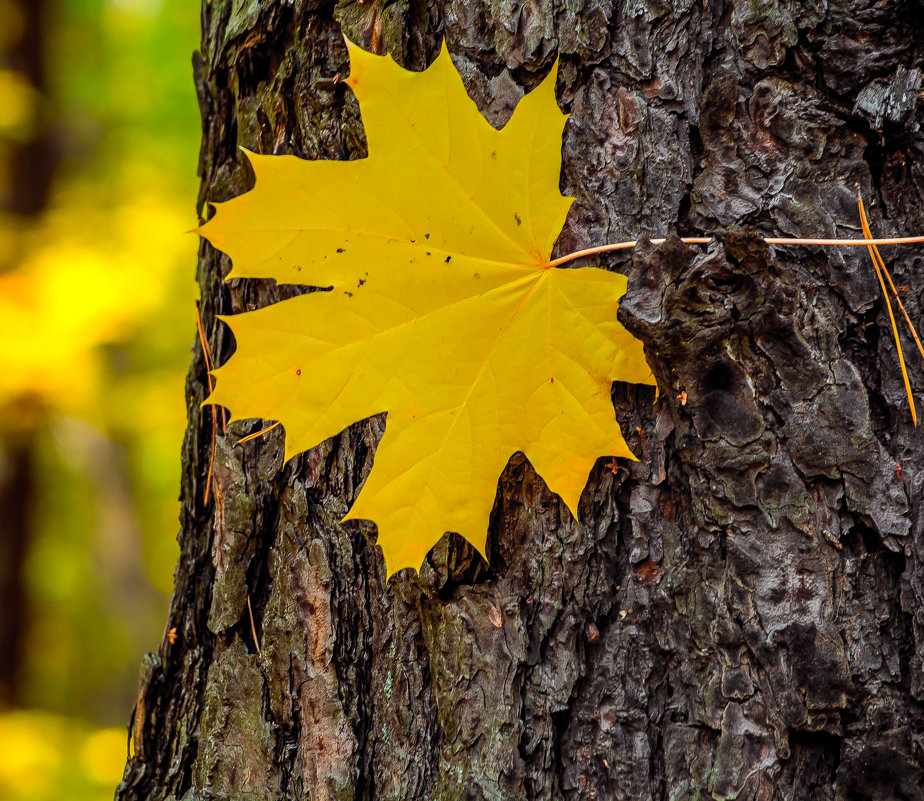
[
  {"x1": 704, "y1": 272, "x2": 747, "y2": 294},
  {"x1": 700, "y1": 363, "x2": 736, "y2": 394}
]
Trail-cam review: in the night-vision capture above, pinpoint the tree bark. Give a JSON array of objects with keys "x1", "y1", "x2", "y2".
[{"x1": 118, "y1": 1, "x2": 924, "y2": 799}]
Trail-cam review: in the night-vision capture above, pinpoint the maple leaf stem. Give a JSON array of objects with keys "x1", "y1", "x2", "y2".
[{"x1": 548, "y1": 235, "x2": 924, "y2": 268}]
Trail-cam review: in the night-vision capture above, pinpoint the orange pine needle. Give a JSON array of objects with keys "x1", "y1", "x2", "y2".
[
  {"x1": 195, "y1": 300, "x2": 215, "y2": 375},
  {"x1": 204, "y1": 409, "x2": 217, "y2": 503},
  {"x1": 196, "y1": 301, "x2": 219, "y2": 502},
  {"x1": 548, "y1": 235, "x2": 924, "y2": 268},
  {"x1": 196, "y1": 300, "x2": 227, "y2": 434},
  {"x1": 549, "y1": 219, "x2": 923, "y2": 427},
  {"x1": 857, "y1": 197, "x2": 917, "y2": 426},
  {"x1": 247, "y1": 595, "x2": 262, "y2": 659},
  {"x1": 236, "y1": 421, "x2": 281, "y2": 446},
  {"x1": 857, "y1": 200, "x2": 924, "y2": 366}
]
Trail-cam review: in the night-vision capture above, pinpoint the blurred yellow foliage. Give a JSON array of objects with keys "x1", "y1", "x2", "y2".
[
  {"x1": 0, "y1": 0, "x2": 200, "y2": 727},
  {"x1": 0, "y1": 69, "x2": 40, "y2": 137},
  {"x1": 0, "y1": 711, "x2": 125, "y2": 801},
  {"x1": 0, "y1": 0, "x2": 26, "y2": 52},
  {"x1": 0, "y1": 190, "x2": 196, "y2": 426},
  {"x1": 1, "y1": 178, "x2": 200, "y2": 717}
]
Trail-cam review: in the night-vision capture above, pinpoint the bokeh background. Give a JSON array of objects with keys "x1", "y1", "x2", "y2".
[{"x1": 0, "y1": 1, "x2": 199, "y2": 797}]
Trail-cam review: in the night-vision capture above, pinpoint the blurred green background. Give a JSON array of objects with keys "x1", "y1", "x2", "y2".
[{"x1": 0, "y1": 0, "x2": 199, "y2": 797}]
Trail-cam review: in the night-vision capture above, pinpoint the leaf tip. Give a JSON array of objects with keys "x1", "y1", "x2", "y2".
[
  {"x1": 343, "y1": 33, "x2": 378, "y2": 89},
  {"x1": 557, "y1": 490, "x2": 582, "y2": 522},
  {"x1": 200, "y1": 394, "x2": 223, "y2": 412},
  {"x1": 383, "y1": 562, "x2": 416, "y2": 582},
  {"x1": 381, "y1": 550, "x2": 422, "y2": 582},
  {"x1": 238, "y1": 146, "x2": 267, "y2": 175}
]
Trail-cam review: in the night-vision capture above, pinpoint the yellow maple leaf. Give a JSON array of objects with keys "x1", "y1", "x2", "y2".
[{"x1": 199, "y1": 40, "x2": 654, "y2": 576}]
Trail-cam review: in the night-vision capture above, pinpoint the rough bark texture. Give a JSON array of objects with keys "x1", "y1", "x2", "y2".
[{"x1": 118, "y1": 1, "x2": 924, "y2": 799}]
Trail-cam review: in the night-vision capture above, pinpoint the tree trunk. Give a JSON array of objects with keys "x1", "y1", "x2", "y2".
[
  {"x1": 0, "y1": 0, "x2": 53, "y2": 704},
  {"x1": 117, "y1": 1, "x2": 924, "y2": 799}
]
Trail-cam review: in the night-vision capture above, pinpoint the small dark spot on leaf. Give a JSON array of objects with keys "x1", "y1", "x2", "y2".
[
  {"x1": 296, "y1": 369, "x2": 302, "y2": 376},
  {"x1": 551, "y1": 377, "x2": 555, "y2": 383},
  {"x1": 358, "y1": 278, "x2": 366, "y2": 286},
  {"x1": 514, "y1": 213, "x2": 522, "y2": 226},
  {"x1": 474, "y1": 272, "x2": 480, "y2": 278},
  {"x1": 336, "y1": 247, "x2": 345, "y2": 253},
  {"x1": 344, "y1": 291, "x2": 353, "y2": 297},
  {"x1": 445, "y1": 256, "x2": 451, "y2": 263},
  {"x1": 424, "y1": 233, "x2": 430, "y2": 239},
  {"x1": 426, "y1": 251, "x2": 431, "y2": 256},
  {"x1": 490, "y1": 151, "x2": 497, "y2": 159}
]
